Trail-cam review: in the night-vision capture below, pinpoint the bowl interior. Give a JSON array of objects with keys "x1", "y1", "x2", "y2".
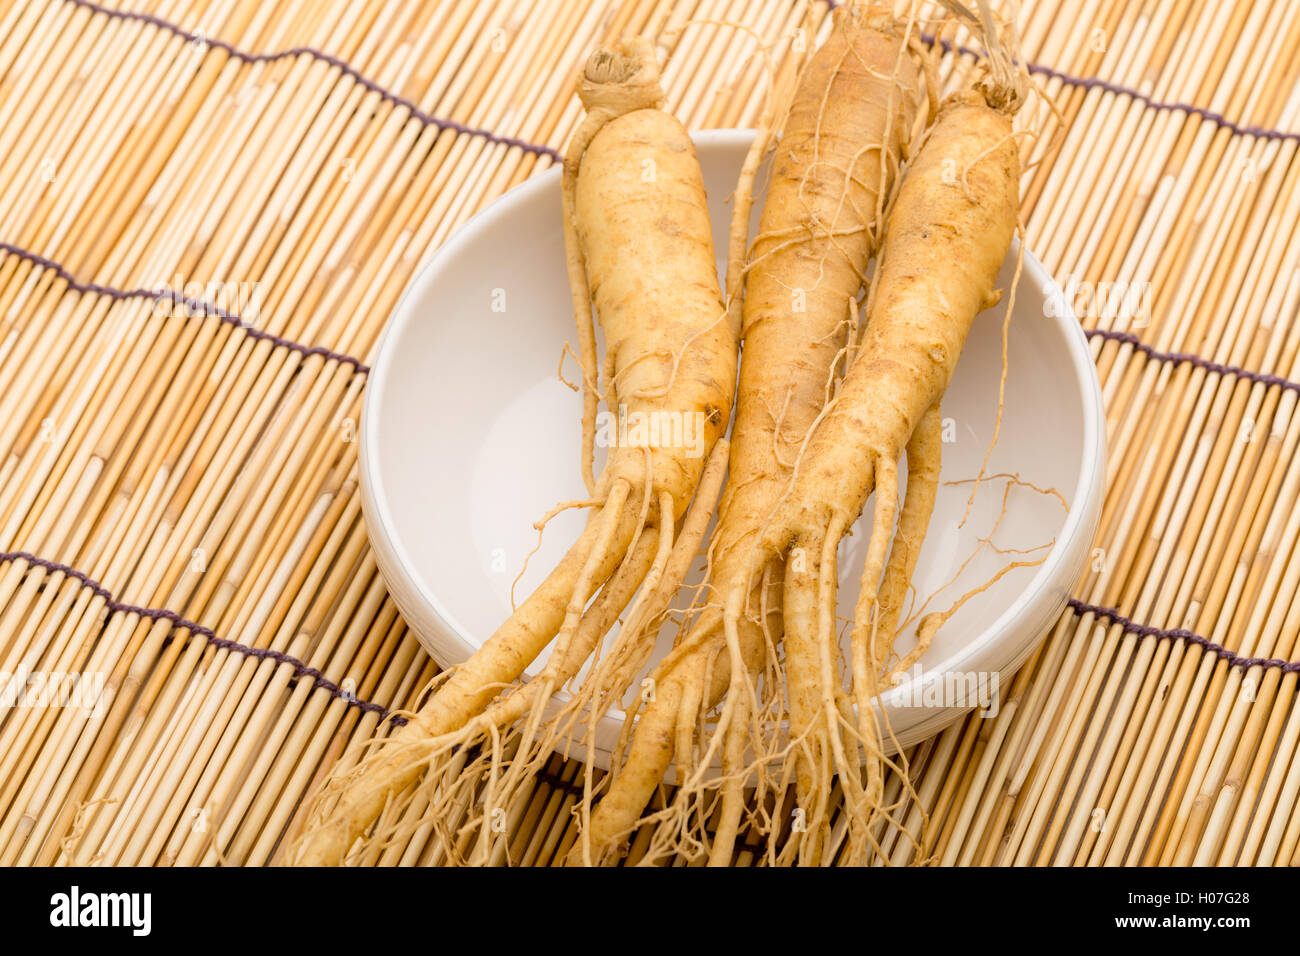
[{"x1": 364, "y1": 130, "x2": 1097, "y2": 744}]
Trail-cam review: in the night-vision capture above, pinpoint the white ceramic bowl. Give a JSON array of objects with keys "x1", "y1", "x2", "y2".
[{"x1": 360, "y1": 130, "x2": 1105, "y2": 765}]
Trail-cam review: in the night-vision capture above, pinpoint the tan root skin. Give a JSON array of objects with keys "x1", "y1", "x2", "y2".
[
  {"x1": 773, "y1": 89, "x2": 1020, "y2": 862},
  {"x1": 875, "y1": 402, "x2": 943, "y2": 677},
  {"x1": 769, "y1": 91, "x2": 1018, "y2": 548},
  {"x1": 290, "y1": 38, "x2": 735, "y2": 867},
  {"x1": 573, "y1": 10, "x2": 922, "y2": 865},
  {"x1": 714, "y1": 15, "x2": 920, "y2": 593},
  {"x1": 584, "y1": 84, "x2": 1019, "y2": 866},
  {"x1": 577, "y1": 107, "x2": 734, "y2": 509}
]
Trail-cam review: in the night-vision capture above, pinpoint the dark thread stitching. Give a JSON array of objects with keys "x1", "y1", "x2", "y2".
[
  {"x1": 1084, "y1": 327, "x2": 1300, "y2": 393},
  {"x1": 17, "y1": 229, "x2": 1295, "y2": 399},
  {"x1": 0, "y1": 550, "x2": 405, "y2": 721},
  {"x1": 534, "y1": 770, "x2": 585, "y2": 798},
  {"x1": 65, "y1": 0, "x2": 563, "y2": 161},
  {"x1": 934, "y1": 36, "x2": 1300, "y2": 143},
  {"x1": 822, "y1": 1, "x2": 1299, "y2": 142},
  {"x1": 72, "y1": 0, "x2": 1300, "y2": 155},
  {"x1": 0, "y1": 241, "x2": 370, "y2": 374},
  {"x1": 1068, "y1": 598, "x2": 1300, "y2": 674}
]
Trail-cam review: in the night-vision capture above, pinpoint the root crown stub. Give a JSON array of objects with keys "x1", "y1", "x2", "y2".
[
  {"x1": 578, "y1": 37, "x2": 664, "y2": 118},
  {"x1": 977, "y1": 76, "x2": 1025, "y2": 116}
]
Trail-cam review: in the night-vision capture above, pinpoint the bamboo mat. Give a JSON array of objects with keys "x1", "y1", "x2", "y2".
[{"x1": 0, "y1": 0, "x2": 1297, "y2": 867}]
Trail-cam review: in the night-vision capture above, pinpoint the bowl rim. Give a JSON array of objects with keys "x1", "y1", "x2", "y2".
[{"x1": 360, "y1": 127, "x2": 1105, "y2": 735}]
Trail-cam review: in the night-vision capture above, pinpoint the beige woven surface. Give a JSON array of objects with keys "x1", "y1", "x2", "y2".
[{"x1": 1, "y1": 0, "x2": 1298, "y2": 865}]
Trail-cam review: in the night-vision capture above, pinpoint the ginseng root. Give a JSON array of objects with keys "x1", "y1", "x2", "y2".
[
  {"x1": 289, "y1": 37, "x2": 738, "y2": 866},
  {"x1": 759, "y1": 79, "x2": 1023, "y2": 863},
  {"x1": 569, "y1": 3, "x2": 924, "y2": 866}
]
